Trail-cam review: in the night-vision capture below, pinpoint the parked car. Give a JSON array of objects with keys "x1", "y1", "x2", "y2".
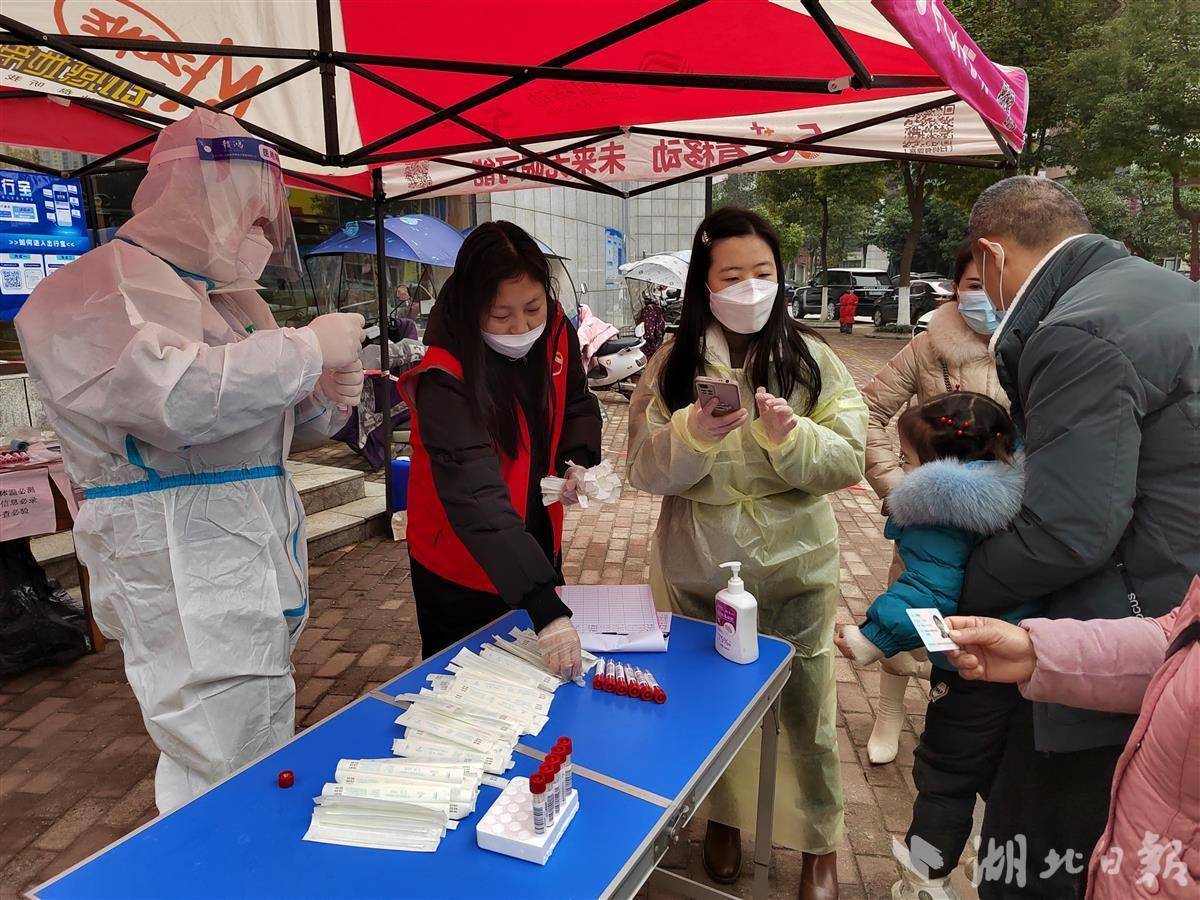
[
  {"x1": 874, "y1": 276, "x2": 954, "y2": 325},
  {"x1": 913, "y1": 308, "x2": 936, "y2": 335},
  {"x1": 795, "y1": 268, "x2": 894, "y2": 320},
  {"x1": 891, "y1": 271, "x2": 945, "y2": 287},
  {"x1": 784, "y1": 281, "x2": 803, "y2": 314}
]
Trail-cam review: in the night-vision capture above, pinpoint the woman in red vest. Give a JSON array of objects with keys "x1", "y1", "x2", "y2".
[{"x1": 400, "y1": 222, "x2": 602, "y2": 677}]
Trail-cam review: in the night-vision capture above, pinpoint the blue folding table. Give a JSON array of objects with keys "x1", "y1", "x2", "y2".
[{"x1": 30, "y1": 611, "x2": 793, "y2": 900}]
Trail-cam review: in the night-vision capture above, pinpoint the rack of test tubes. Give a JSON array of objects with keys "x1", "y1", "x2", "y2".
[
  {"x1": 591, "y1": 658, "x2": 667, "y2": 703},
  {"x1": 476, "y1": 737, "x2": 577, "y2": 865},
  {"x1": 302, "y1": 629, "x2": 598, "y2": 853}
]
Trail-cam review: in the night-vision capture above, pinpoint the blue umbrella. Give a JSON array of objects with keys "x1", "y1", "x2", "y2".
[
  {"x1": 459, "y1": 225, "x2": 569, "y2": 260},
  {"x1": 308, "y1": 214, "x2": 463, "y2": 266}
]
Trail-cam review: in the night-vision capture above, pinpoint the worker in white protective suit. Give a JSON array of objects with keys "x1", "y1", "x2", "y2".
[{"x1": 15, "y1": 108, "x2": 367, "y2": 813}]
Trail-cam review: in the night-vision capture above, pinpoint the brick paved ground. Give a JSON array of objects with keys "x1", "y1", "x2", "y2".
[{"x1": 0, "y1": 330, "x2": 979, "y2": 900}]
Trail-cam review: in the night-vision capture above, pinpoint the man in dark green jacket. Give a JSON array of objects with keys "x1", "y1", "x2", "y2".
[{"x1": 959, "y1": 176, "x2": 1199, "y2": 899}]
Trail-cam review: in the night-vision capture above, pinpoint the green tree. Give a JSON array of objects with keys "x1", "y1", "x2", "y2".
[
  {"x1": 883, "y1": 161, "x2": 1001, "y2": 322},
  {"x1": 870, "y1": 194, "x2": 970, "y2": 275},
  {"x1": 755, "y1": 165, "x2": 886, "y2": 312},
  {"x1": 1071, "y1": 168, "x2": 1191, "y2": 261},
  {"x1": 949, "y1": 0, "x2": 1122, "y2": 173},
  {"x1": 713, "y1": 172, "x2": 760, "y2": 212},
  {"x1": 1054, "y1": 0, "x2": 1200, "y2": 278}
]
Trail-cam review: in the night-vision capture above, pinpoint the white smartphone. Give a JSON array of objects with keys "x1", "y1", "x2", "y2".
[{"x1": 694, "y1": 376, "x2": 743, "y2": 416}]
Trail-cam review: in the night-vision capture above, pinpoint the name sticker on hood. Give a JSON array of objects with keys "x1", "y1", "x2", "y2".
[{"x1": 196, "y1": 137, "x2": 280, "y2": 169}]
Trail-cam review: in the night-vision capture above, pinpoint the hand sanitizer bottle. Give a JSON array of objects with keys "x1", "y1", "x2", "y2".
[{"x1": 715, "y1": 561, "x2": 758, "y2": 664}]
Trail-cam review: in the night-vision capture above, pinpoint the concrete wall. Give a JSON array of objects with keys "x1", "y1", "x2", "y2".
[
  {"x1": 0, "y1": 374, "x2": 47, "y2": 434},
  {"x1": 478, "y1": 181, "x2": 705, "y2": 328}
]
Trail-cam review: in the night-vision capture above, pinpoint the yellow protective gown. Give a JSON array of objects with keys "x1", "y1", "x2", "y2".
[{"x1": 628, "y1": 325, "x2": 867, "y2": 853}]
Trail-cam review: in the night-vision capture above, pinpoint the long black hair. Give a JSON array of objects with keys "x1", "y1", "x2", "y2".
[
  {"x1": 658, "y1": 206, "x2": 824, "y2": 414},
  {"x1": 433, "y1": 221, "x2": 557, "y2": 457}
]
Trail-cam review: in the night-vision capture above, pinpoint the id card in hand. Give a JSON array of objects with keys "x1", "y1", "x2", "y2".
[{"x1": 905, "y1": 608, "x2": 960, "y2": 653}]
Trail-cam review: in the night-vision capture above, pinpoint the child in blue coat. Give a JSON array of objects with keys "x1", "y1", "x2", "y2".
[{"x1": 837, "y1": 391, "x2": 1032, "y2": 900}]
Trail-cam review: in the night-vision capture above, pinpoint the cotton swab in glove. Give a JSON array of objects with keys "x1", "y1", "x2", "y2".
[{"x1": 540, "y1": 459, "x2": 621, "y2": 509}]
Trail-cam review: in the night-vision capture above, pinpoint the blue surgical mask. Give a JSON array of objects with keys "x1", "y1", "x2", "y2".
[{"x1": 957, "y1": 290, "x2": 1003, "y2": 335}]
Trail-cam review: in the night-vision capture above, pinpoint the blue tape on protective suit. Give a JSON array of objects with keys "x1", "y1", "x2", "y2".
[{"x1": 83, "y1": 465, "x2": 285, "y2": 499}]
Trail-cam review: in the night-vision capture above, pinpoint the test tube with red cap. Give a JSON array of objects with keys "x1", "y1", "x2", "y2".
[
  {"x1": 603, "y1": 658, "x2": 617, "y2": 692},
  {"x1": 643, "y1": 668, "x2": 667, "y2": 704},
  {"x1": 631, "y1": 667, "x2": 654, "y2": 701},
  {"x1": 624, "y1": 666, "x2": 644, "y2": 700},
  {"x1": 592, "y1": 658, "x2": 606, "y2": 690},
  {"x1": 538, "y1": 762, "x2": 558, "y2": 822},
  {"x1": 555, "y1": 737, "x2": 573, "y2": 793},
  {"x1": 548, "y1": 750, "x2": 566, "y2": 811},
  {"x1": 614, "y1": 662, "x2": 629, "y2": 696},
  {"x1": 552, "y1": 748, "x2": 571, "y2": 816},
  {"x1": 530, "y1": 774, "x2": 548, "y2": 834}
]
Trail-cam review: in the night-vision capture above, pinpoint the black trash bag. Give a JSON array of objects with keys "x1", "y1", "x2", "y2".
[{"x1": 0, "y1": 537, "x2": 91, "y2": 678}]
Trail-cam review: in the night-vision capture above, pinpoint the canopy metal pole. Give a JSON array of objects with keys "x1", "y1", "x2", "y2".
[
  {"x1": 342, "y1": 61, "x2": 623, "y2": 197},
  {"x1": 0, "y1": 15, "x2": 324, "y2": 163},
  {"x1": 388, "y1": 129, "x2": 623, "y2": 201},
  {"x1": 373, "y1": 168, "x2": 393, "y2": 510},
  {"x1": 0, "y1": 152, "x2": 58, "y2": 175},
  {"x1": 316, "y1": 0, "x2": 341, "y2": 164}
]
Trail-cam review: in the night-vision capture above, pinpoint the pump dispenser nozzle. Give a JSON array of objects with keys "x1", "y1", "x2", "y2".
[{"x1": 719, "y1": 561, "x2": 744, "y2": 593}]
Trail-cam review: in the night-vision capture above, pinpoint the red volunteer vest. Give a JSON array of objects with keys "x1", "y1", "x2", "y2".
[{"x1": 401, "y1": 319, "x2": 570, "y2": 594}]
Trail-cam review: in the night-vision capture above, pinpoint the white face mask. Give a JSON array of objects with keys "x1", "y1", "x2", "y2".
[
  {"x1": 708, "y1": 278, "x2": 777, "y2": 334},
  {"x1": 235, "y1": 225, "x2": 273, "y2": 281},
  {"x1": 482, "y1": 320, "x2": 546, "y2": 359}
]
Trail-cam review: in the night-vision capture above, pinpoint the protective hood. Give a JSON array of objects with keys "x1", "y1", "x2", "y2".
[
  {"x1": 117, "y1": 108, "x2": 294, "y2": 287},
  {"x1": 887, "y1": 452, "x2": 1025, "y2": 535}
]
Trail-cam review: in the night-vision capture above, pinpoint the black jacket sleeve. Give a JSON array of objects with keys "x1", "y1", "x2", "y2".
[
  {"x1": 962, "y1": 324, "x2": 1144, "y2": 616},
  {"x1": 555, "y1": 322, "x2": 603, "y2": 474},
  {"x1": 415, "y1": 370, "x2": 571, "y2": 631}
]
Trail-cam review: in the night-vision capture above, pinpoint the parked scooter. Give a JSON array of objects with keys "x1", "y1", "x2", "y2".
[{"x1": 576, "y1": 303, "x2": 646, "y2": 398}]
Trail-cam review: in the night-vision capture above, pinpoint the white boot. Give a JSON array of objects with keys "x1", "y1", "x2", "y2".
[
  {"x1": 868, "y1": 669, "x2": 908, "y2": 764},
  {"x1": 890, "y1": 870, "x2": 960, "y2": 900},
  {"x1": 882, "y1": 649, "x2": 932, "y2": 680}
]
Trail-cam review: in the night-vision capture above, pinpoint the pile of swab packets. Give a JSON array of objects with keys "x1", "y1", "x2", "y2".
[{"x1": 303, "y1": 626, "x2": 597, "y2": 852}]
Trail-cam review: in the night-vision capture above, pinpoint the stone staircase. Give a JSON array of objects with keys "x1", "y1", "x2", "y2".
[{"x1": 32, "y1": 461, "x2": 390, "y2": 587}]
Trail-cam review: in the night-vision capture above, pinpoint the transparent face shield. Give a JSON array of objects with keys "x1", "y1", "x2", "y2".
[
  {"x1": 200, "y1": 137, "x2": 301, "y2": 282},
  {"x1": 151, "y1": 136, "x2": 302, "y2": 283}
]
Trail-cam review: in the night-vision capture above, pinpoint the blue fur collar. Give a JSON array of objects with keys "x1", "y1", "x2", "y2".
[{"x1": 887, "y1": 452, "x2": 1025, "y2": 535}]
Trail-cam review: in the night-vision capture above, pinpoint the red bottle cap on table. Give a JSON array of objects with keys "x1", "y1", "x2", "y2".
[
  {"x1": 277, "y1": 770, "x2": 295, "y2": 789},
  {"x1": 529, "y1": 774, "x2": 546, "y2": 795},
  {"x1": 653, "y1": 687, "x2": 667, "y2": 704},
  {"x1": 557, "y1": 737, "x2": 572, "y2": 753},
  {"x1": 592, "y1": 673, "x2": 603, "y2": 690}
]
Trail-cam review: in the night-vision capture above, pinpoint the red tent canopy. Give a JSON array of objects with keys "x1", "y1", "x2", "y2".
[{"x1": 0, "y1": 0, "x2": 1027, "y2": 199}]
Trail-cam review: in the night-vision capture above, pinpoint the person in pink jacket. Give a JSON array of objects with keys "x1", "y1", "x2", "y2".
[{"x1": 943, "y1": 575, "x2": 1200, "y2": 899}]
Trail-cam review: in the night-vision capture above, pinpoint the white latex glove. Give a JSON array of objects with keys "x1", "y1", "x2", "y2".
[
  {"x1": 315, "y1": 360, "x2": 365, "y2": 407},
  {"x1": 306, "y1": 313, "x2": 366, "y2": 369},
  {"x1": 537, "y1": 617, "x2": 582, "y2": 680},
  {"x1": 560, "y1": 465, "x2": 585, "y2": 506}
]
